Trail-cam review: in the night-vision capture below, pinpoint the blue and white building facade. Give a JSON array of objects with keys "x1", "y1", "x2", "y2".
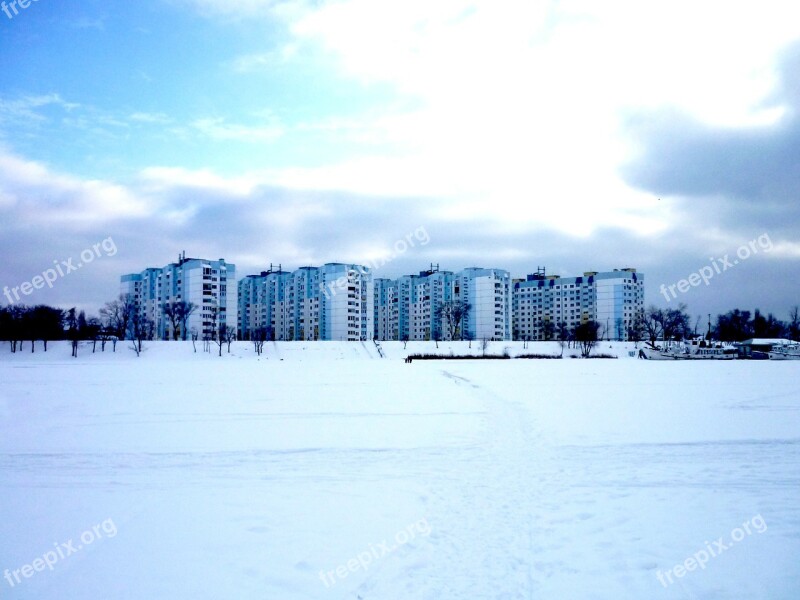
[
  {"x1": 319, "y1": 263, "x2": 374, "y2": 341},
  {"x1": 373, "y1": 278, "x2": 399, "y2": 341},
  {"x1": 238, "y1": 263, "x2": 374, "y2": 341},
  {"x1": 454, "y1": 268, "x2": 512, "y2": 341},
  {"x1": 371, "y1": 267, "x2": 511, "y2": 342},
  {"x1": 512, "y1": 268, "x2": 644, "y2": 341},
  {"x1": 121, "y1": 255, "x2": 237, "y2": 340}
]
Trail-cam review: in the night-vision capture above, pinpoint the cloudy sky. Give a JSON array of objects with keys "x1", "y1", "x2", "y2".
[{"x1": 1, "y1": 0, "x2": 798, "y2": 320}]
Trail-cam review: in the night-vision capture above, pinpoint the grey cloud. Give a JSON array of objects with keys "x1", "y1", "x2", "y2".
[
  {"x1": 2, "y1": 156, "x2": 797, "y2": 320},
  {"x1": 615, "y1": 41, "x2": 800, "y2": 318},
  {"x1": 621, "y1": 42, "x2": 800, "y2": 227}
]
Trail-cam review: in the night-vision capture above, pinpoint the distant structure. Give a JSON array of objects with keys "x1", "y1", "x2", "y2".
[
  {"x1": 121, "y1": 256, "x2": 644, "y2": 343},
  {"x1": 512, "y1": 268, "x2": 644, "y2": 341},
  {"x1": 239, "y1": 263, "x2": 512, "y2": 342},
  {"x1": 238, "y1": 263, "x2": 374, "y2": 341},
  {"x1": 121, "y1": 253, "x2": 236, "y2": 340},
  {"x1": 356, "y1": 266, "x2": 514, "y2": 342}
]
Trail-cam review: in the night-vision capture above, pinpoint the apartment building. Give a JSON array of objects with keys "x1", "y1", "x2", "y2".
[
  {"x1": 123, "y1": 257, "x2": 643, "y2": 344},
  {"x1": 371, "y1": 266, "x2": 511, "y2": 342},
  {"x1": 373, "y1": 278, "x2": 398, "y2": 340},
  {"x1": 238, "y1": 263, "x2": 374, "y2": 341},
  {"x1": 319, "y1": 263, "x2": 374, "y2": 341},
  {"x1": 237, "y1": 267, "x2": 294, "y2": 341},
  {"x1": 512, "y1": 268, "x2": 644, "y2": 341},
  {"x1": 121, "y1": 254, "x2": 237, "y2": 340},
  {"x1": 454, "y1": 268, "x2": 512, "y2": 341},
  {"x1": 288, "y1": 267, "x2": 321, "y2": 341}
]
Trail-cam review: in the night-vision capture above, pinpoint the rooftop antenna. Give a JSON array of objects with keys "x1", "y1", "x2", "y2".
[{"x1": 430, "y1": 263, "x2": 439, "y2": 273}]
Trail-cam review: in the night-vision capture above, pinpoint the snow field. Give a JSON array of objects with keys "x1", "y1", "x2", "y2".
[{"x1": 0, "y1": 343, "x2": 798, "y2": 598}]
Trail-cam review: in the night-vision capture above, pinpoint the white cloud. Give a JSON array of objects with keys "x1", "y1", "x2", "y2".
[
  {"x1": 191, "y1": 117, "x2": 284, "y2": 143},
  {"x1": 139, "y1": 166, "x2": 257, "y2": 197},
  {"x1": 0, "y1": 93, "x2": 80, "y2": 125},
  {"x1": 232, "y1": 44, "x2": 299, "y2": 72},
  {"x1": 129, "y1": 112, "x2": 172, "y2": 124},
  {"x1": 262, "y1": 0, "x2": 800, "y2": 236},
  {"x1": 0, "y1": 153, "x2": 151, "y2": 226}
]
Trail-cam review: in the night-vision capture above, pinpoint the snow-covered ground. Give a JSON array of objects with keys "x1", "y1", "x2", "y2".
[{"x1": 1, "y1": 342, "x2": 798, "y2": 599}]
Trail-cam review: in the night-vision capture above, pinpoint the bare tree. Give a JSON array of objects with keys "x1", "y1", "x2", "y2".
[
  {"x1": 205, "y1": 298, "x2": 226, "y2": 357},
  {"x1": 788, "y1": 306, "x2": 800, "y2": 341},
  {"x1": 0, "y1": 305, "x2": 21, "y2": 352},
  {"x1": 662, "y1": 304, "x2": 691, "y2": 341},
  {"x1": 574, "y1": 320, "x2": 601, "y2": 358},
  {"x1": 435, "y1": 300, "x2": 472, "y2": 341},
  {"x1": 98, "y1": 324, "x2": 114, "y2": 352},
  {"x1": 100, "y1": 294, "x2": 137, "y2": 340},
  {"x1": 162, "y1": 300, "x2": 197, "y2": 341},
  {"x1": 253, "y1": 327, "x2": 266, "y2": 356},
  {"x1": 179, "y1": 302, "x2": 197, "y2": 341},
  {"x1": 626, "y1": 311, "x2": 646, "y2": 345},
  {"x1": 643, "y1": 306, "x2": 665, "y2": 346},
  {"x1": 85, "y1": 317, "x2": 102, "y2": 353},
  {"x1": 66, "y1": 308, "x2": 79, "y2": 358},
  {"x1": 22, "y1": 305, "x2": 63, "y2": 352},
  {"x1": 216, "y1": 324, "x2": 226, "y2": 357},
  {"x1": 163, "y1": 301, "x2": 181, "y2": 341},
  {"x1": 642, "y1": 304, "x2": 691, "y2": 346},
  {"x1": 129, "y1": 309, "x2": 153, "y2": 357},
  {"x1": 556, "y1": 321, "x2": 569, "y2": 346},
  {"x1": 225, "y1": 326, "x2": 236, "y2": 353},
  {"x1": 23, "y1": 308, "x2": 36, "y2": 353}
]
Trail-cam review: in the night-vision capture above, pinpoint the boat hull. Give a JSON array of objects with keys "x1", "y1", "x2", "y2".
[{"x1": 768, "y1": 352, "x2": 800, "y2": 360}]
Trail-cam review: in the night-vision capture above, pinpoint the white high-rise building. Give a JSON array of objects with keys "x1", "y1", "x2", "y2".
[
  {"x1": 319, "y1": 263, "x2": 374, "y2": 341},
  {"x1": 121, "y1": 254, "x2": 236, "y2": 340},
  {"x1": 454, "y1": 268, "x2": 512, "y2": 341}
]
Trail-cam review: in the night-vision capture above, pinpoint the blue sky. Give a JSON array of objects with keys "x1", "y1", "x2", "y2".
[{"x1": 1, "y1": 0, "x2": 799, "y2": 319}]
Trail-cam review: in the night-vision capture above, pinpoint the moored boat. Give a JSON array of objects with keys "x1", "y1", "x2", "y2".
[
  {"x1": 640, "y1": 339, "x2": 736, "y2": 360},
  {"x1": 768, "y1": 343, "x2": 800, "y2": 360}
]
